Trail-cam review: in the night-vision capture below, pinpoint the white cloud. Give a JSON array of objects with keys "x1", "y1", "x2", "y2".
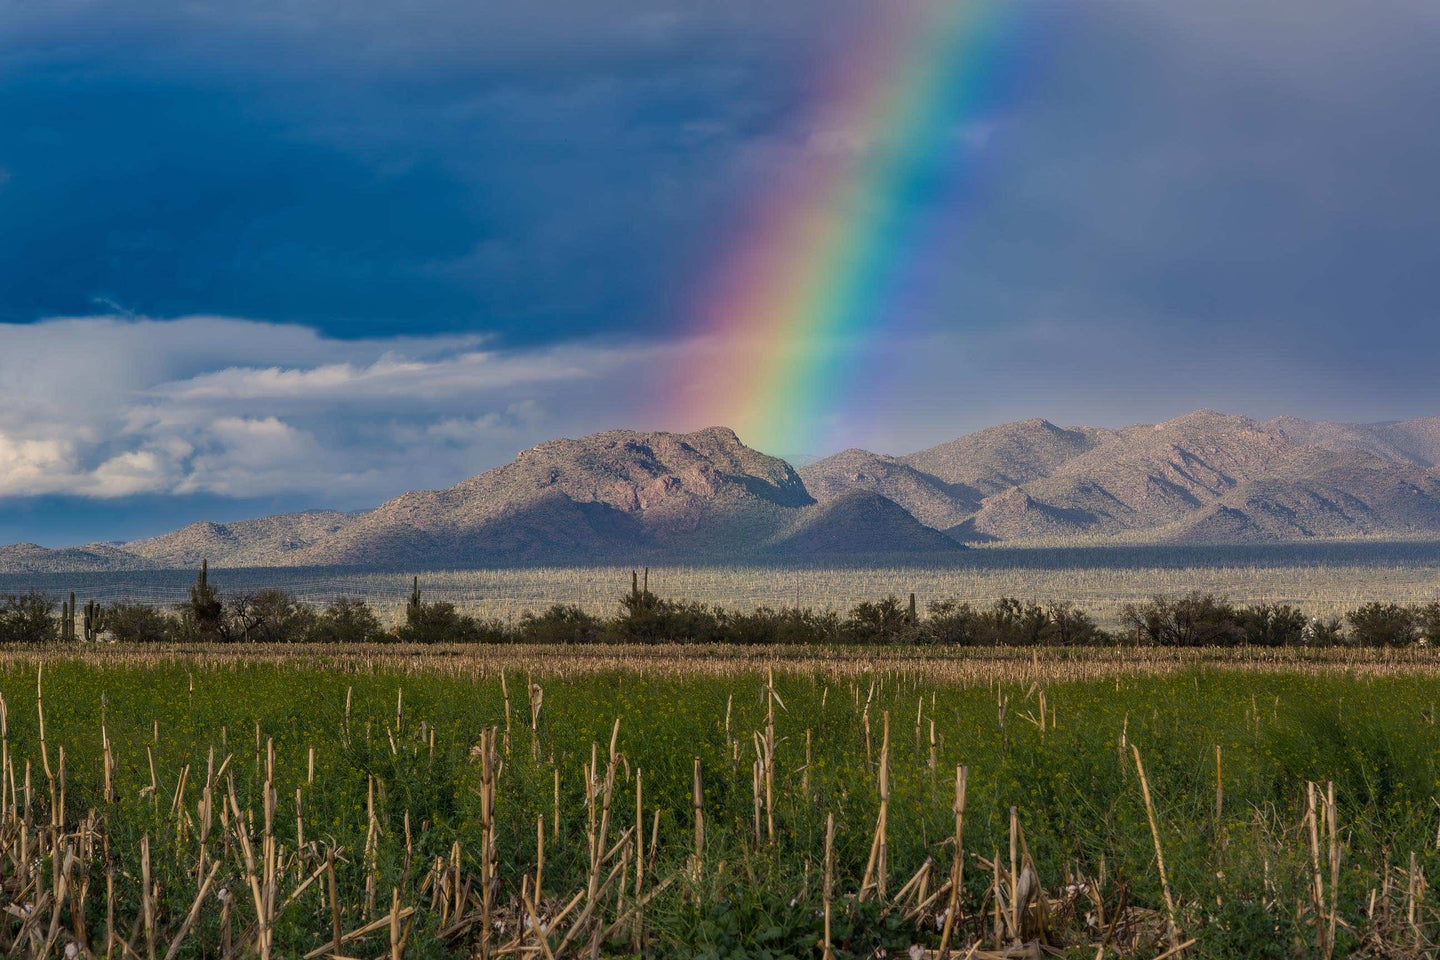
[
  {"x1": 151, "y1": 347, "x2": 606, "y2": 403},
  {"x1": 87, "y1": 450, "x2": 178, "y2": 498},
  {"x1": 0, "y1": 433, "x2": 77, "y2": 496},
  {"x1": 0, "y1": 314, "x2": 679, "y2": 502}
]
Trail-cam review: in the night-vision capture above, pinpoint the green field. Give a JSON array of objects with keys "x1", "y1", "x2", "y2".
[{"x1": 2, "y1": 646, "x2": 1439, "y2": 957}]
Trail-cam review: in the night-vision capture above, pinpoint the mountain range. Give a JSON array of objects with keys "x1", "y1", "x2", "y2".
[{"x1": 5, "y1": 410, "x2": 1440, "y2": 571}]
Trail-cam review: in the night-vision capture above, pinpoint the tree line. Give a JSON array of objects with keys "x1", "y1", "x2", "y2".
[{"x1": 0, "y1": 562, "x2": 1438, "y2": 647}]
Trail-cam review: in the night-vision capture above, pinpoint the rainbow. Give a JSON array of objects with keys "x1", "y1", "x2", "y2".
[{"x1": 674, "y1": 0, "x2": 1039, "y2": 455}]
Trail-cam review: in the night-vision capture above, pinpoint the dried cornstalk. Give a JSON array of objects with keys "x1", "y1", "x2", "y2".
[{"x1": 1132, "y1": 745, "x2": 1182, "y2": 957}]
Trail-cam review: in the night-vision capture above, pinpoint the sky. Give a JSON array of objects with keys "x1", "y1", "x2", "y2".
[{"x1": 2, "y1": 0, "x2": 1440, "y2": 545}]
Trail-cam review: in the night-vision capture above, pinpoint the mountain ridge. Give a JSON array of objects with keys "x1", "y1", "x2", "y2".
[
  {"x1": 804, "y1": 410, "x2": 1440, "y2": 545},
  {"x1": 7, "y1": 411, "x2": 1440, "y2": 572}
]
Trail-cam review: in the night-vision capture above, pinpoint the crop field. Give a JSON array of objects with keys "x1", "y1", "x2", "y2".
[
  {"x1": 2, "y1": 645, "x2": 1440, "y2": 958},
  {"x1": 8, "y1": 540, "x2": 1440, "y2": 628}
]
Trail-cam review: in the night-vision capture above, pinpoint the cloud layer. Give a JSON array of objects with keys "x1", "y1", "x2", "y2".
[{"x1": 0, "y1": 315, "x2": 671, "y2": 501}]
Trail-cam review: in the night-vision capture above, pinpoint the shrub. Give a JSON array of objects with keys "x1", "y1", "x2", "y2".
[
  {"x1": 106, "y1": 603, "x2": 177, "y2": 644},
  {"x1": 1237, "y1": 604, "x2": 1309, "y2": 647},
  {"x1": 0, "y1": 592, "x2": 56, "y2": 644},
  {"x1": 1046, "y1": 602, "x2": 1106, "y2": 645},
  {"x1": 399, "y1": 599, "x2": 476, "y2": 644},
  {"x1": 922, "y1": 599, "x2": 981, "y2": 645},
  {"x1": 978, "y1": 597, "x2": 1050, "y2": 646},
  {"x1": 844, "y1": 596, "x2": 914, "y2": 644},
  {"x1": 1415, "y1": 602, "x2": 1440, "y2": 644},
  {"x1": 1303, "y1": 616, "x2": 1346, "y2": 646},
  {"x1": 1120, "y1": 592, "x2": 1243, "y2": 646},
  {"x1": 611, "y1": 571, "x2": 726, "y2": 643},
  {"x1": 309, "y1": 597, "x2": 386, "y2": 644},
  {"x1": 519, "y1": 605, "x2": 601, "y2": 644},
  {"x1": 228, "y1": 589, "x2": 316, "y2": 643},
  {"x1": 725, "y1": 606, "x2": 843, "y2": 646},
  {"x1": 1347, "y1": 602, "x2": 1417, "y2": 646}
]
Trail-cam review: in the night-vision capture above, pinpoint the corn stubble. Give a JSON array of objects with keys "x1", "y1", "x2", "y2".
[{"x1": 0, "y1": 647, "x2": 1438, "y2": 958}]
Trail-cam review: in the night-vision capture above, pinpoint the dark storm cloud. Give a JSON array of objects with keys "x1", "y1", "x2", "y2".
[{"x1": 0, "y1": 0, "x2": 839, "y2": 337}]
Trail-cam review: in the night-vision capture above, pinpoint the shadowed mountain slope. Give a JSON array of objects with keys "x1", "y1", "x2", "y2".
[
  {"x1": 798, "y1": 449, "x2": 980, "y2": 529},
  {"x1": 766, "y1": 490, "x2": 965, "y2": 557},
  {"x1": 0, "y1": 542, "x2": 150, "y2": 574}
]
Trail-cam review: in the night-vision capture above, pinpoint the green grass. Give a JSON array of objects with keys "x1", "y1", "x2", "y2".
[{"x1": 3, "y1": 652, "x2": 1440, "y2": 956}]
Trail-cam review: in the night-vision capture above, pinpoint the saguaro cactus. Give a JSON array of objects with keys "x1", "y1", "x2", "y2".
[
  {"x1": 406, "y1": 576, "x2": 423, "y2": 626},
  {"x1": 60, "y1": 595, "x2": 76, "y2": 642},
  {"x1": 83, "y1": 598, "x2": 107, "y2": 642},
  {"x1": 187, "y1": 558, "x2": 224, "y2": 638}
]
